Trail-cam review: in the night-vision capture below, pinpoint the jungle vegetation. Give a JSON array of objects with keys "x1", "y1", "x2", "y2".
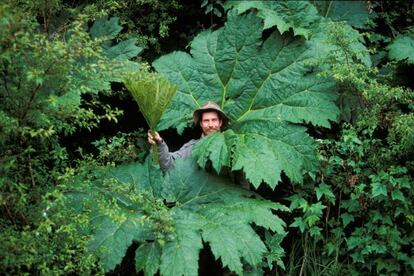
[{"x1": 1, "y1": 0, "x2": 413, "y2": 275}]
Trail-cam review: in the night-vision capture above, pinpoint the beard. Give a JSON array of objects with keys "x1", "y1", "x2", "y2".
[{"x1": 203, "y1": 127, "x2": 219, "y2": 135}]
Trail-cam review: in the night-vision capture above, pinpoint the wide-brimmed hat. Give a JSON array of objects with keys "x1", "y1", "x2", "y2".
[{"x1": 193, "y1": 101, "x2": 229, "y2": 127}]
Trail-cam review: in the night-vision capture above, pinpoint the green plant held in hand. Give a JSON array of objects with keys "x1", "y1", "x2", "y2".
[{"x1": 124, "y1": 70, "x2": 177, "y2": 164}]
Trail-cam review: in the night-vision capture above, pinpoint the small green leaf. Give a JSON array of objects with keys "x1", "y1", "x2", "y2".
[
  {"x1": 391, "y1": 189, "x2": 405, "y2": 202},
  {"x1": 350, "y1": 252, "x2": 365, "y2": 264},
  {"x1": 371, "y1": 182, "x2": 388, "y2": 198},
  {"x1": 264, "y1": 231, "x2": 286, "y2": 270},
  {"x1": 340, "y1": 213, "x2": 354, "y2": 228},
  {"x1": 104, "y1": 38, "x2": 144, "y2": 60},
  {"x1": 326, "y1": 242, "x2": 338, "y2": 255},
  {"x1": 309, "y1": 226, "x2": 322, "y2": 237},
  {"x1": 287, "y1": 195, "x2": 308, "y2": 211},
  {"x1": 305, "y1": 215, "x2": 320, "y2": 227},
  {"x1": 315, "y1": 183, "x2": 335, "y2": 203},
  {"x1": 308, "y1": 202, "x2": 326, "y2": 217},
  {"x1": 290, "y1": 217, "x2": 306, "y2": 233},
  {"x1": 213, "y1": 8, "x2": 222, "y2": 18}
]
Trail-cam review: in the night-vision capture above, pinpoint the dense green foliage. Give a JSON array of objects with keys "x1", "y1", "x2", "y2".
[
  {"x1": 66, "y1": 158, "x2": 287, "y2": 275},
  {"x1": 280, "y1": 1, "x2": 414, "y2": 274},
  {"x1": 82, "y1": 0, "x2": 182, "y2": 54},
  {"x1": 0, "y1": 1, "x2": 140, "y2": 274},
  {"x1": 1, "y1": 0, "x2": 413, "y2": 275}
]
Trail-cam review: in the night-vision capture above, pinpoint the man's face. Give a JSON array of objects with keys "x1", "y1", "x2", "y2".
[{"x1": 200, "y1": 111, "x2": 222, "y2": 136}]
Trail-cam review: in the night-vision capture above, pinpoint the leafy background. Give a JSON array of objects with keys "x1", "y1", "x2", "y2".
[{"x1": 1, "y1": 0, "x2": 413, "y2": 275}]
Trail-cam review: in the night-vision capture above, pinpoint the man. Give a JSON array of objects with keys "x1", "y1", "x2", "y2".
[{"x1": 148, "y1": 101, "x2": 229, "y2": 172}]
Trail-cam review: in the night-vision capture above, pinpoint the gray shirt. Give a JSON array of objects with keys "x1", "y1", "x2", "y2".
[
  {"x1": 157, "y1": 139, "x2": 199, "y2": 172},
  {"x1": 157, "y1": 138, "x2": 250, "y2": 189}
]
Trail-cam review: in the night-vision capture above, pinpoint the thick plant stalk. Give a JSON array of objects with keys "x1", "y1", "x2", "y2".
[
  {"x1": 150, "y1": 129, "x2": 159, "y2": 165},
  {"x1": 124, "y1": 70, "x2": 177, "y2": 166}
]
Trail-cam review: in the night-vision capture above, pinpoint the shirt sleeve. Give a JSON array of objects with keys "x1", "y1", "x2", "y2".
[
  {"x1": 157, "y1": 140, "x2": 176, "y2": 172},
  {"x1": 157, "y1": 139, "x2": 196, "y2": 173}
]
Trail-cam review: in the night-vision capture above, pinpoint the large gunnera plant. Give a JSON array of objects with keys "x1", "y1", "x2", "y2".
[
  {"x1": 66, "y1": 158, "x2": 287, "y2": 275},
  {"x1": 154, "y1": 11, "x2": 340, "y2": 189}
]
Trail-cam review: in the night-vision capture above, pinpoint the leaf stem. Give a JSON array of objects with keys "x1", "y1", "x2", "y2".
[
  {"x1": 325, "y1": 1, "x2": 333, "y2": 18},
  {"x1": 299, "y1": 232, "x2": 308, "y2": 276},
  {"x1": 150, "y1": 129, "x2": 159, "y2": 165}
]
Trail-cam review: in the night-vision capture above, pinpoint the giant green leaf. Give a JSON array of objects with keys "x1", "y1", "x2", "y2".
[
  {"x1": 226, "y1": 1, "x2": 371, "y2": 66},
  {"x1": 387, "y1": 35, "x2": 414, "y2": 64},
  {"x1": 225, "y1": 0, "x2": 321, "y2": 39},
  {"x1": 66, "y1": 158, "x2": 288, "y2": 275},
  {"x1": 64, "y1": 163, "x2": 159, "y2": 272},
  {"x1": 159, "y1": 210, "x2": 203, "y2": 276},
  {"x1": 312, "y1": 0, "x2": 375, "y2": 29},
  {"x1": 153, "y1": 11, "x2": 339, "y2": 188}
]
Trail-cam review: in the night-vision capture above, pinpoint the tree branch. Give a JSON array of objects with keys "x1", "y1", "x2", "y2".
[{"x1": 28, "y1": 152, "x2": 36, "y2": 188}]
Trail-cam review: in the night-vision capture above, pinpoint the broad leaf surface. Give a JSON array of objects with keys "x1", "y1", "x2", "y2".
[
  {"x1": 88, "y1": 212, "x2": 151, "y2": 272},
  {"x1": 225, "y1": 0, "x2": 320, "y2": 39},
  {"x1": 227, "y1": 1, "x2": 371, "y2": 66},
  {"x1": 64, "y1": 162, "x2": 159, "y2": 272},
  {"x1": 89, "y1": 17, "x2": 123, "y2": 40},
  {"x1": 161, "y1": 159, "x2": 288, "y2": 274},
  {"x1": 387, "y1": 35, "x2": 414, "y2": 64},
  {"x1": 66, "y1": 158, "x2": 287, "y2": 275},
  {"x1": 135, "y1": 242, "x2": 161, "y2": 276},
  {"x1": 105, "y1": 38, "x2": 143, "y2": 60},
  {"x1": 107, "y1": 158, "x2": 164, "y2": 197},
  {"x1": 312, "y1": 0, "x2": 374, "y2": 29},
  {"x1": 160, "y1": 210, "x2": 203, "y2": 276},
  {"x1": 154, "y1": 12, "x2": 339, "y2": 188}
]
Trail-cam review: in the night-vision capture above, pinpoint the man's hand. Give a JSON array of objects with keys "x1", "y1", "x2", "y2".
[{"x1": 147, "y1": 130, "x2": 162, "y2": 145}]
